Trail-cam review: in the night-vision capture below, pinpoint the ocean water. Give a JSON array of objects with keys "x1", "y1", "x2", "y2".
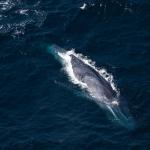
[{"x1": 0, "y1": 0, "x2": 150, "y2": 149}]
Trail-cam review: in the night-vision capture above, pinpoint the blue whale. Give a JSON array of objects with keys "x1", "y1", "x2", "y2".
[{"x1": 47, "y1": 44, "x2": 135, "y2": 129}]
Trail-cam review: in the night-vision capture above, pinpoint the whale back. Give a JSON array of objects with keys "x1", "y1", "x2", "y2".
[{"x1": 70, "y1": 54, "x2": 117, "y2": 100}]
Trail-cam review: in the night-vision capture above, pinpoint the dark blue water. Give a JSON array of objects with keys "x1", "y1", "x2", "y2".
[{"x1": 0, "y1": 0, "x2": 150, "y2": 149}]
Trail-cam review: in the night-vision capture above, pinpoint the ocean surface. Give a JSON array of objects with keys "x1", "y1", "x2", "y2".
[{"x1": 0, "y1": 0, "x2": 150, "y2": 149}]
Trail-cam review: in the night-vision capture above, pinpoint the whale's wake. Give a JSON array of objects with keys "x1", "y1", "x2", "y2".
[{"x1": 47, "y1": 44, "x2": 135, "y2": 129}]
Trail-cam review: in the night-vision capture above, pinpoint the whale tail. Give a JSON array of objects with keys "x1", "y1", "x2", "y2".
[{"x1": 106, "y1": 104, "x2": 135, "y2": 129}]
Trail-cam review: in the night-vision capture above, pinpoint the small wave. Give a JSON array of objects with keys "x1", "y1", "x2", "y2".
[
  {"x1": 0, "y1": 0, "x2": 18, "y2": 12},
  {"x1": 0, "y1": 0, "x2": 47, "y2": 37},
  {"x1": 79, "y1": 0, "x2": 134, "y2": 16},
  {"x1": 80, "y1": 3, "x2": 87, "y2": 10}
]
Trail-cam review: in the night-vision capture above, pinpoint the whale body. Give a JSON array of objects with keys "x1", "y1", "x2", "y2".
[
  {"x1": 47, "y1": 44, "x2": 135, "y2": 129},
  {"x1": 70, "y1": 54, "x2": 117, "y2": 103}
]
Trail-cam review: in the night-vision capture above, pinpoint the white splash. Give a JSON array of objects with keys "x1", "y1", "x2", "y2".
[
  {"x1": 80, "y1": 3, "x2": 87, "y2": 10},
  {"x1": 57, "y1": 50, "x2": 88, "y2": 89},
  {"x1": 16, "y1": 9, "x2": 28, "y2": 15}
]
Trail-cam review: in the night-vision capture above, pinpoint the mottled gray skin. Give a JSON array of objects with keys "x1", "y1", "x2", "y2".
[{"x1": 70, "y1": 54, "x2": 116, "y2": 104}]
